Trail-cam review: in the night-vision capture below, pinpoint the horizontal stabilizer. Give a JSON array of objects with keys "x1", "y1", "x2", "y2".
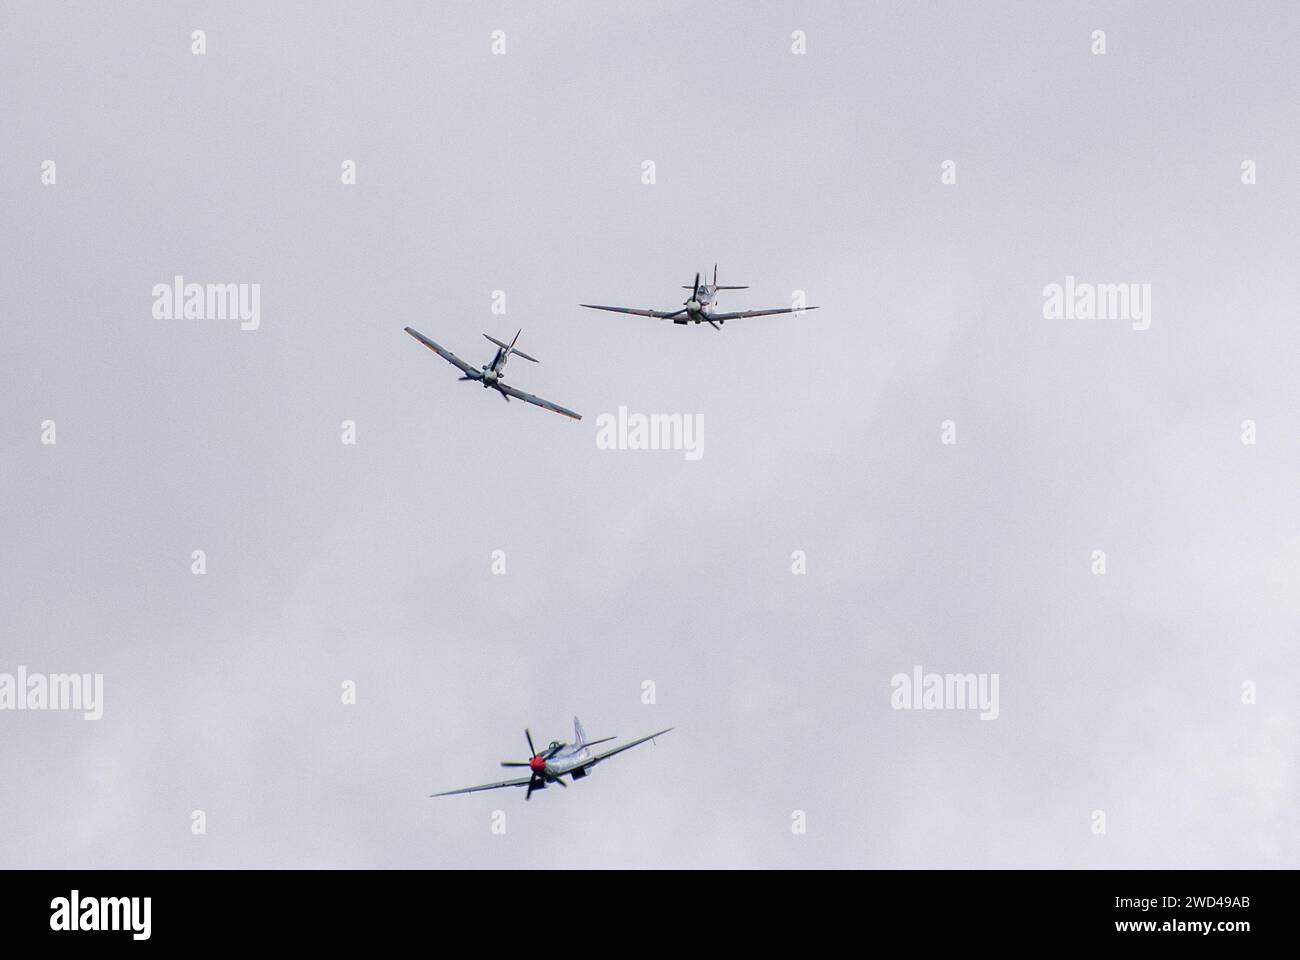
[{"x1": 484, "y1": 333, "x2": 538, "y2": 363}]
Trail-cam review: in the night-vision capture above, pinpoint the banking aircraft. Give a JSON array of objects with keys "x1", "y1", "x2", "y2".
[
  {"x1": 430, "y1": 718, "x2": 673, "y2": 801},
  {"x1": 404, "y1": 326, "x2": 581, "y2": 420},
  {"x1": 580, "y1": 264, "x2": 818, "y2": 330}
]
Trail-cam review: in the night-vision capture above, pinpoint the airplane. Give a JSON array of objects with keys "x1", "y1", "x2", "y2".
[
  {"x1": 404, "y1": 326, "x2": 581, "y2": 420},
  {"x1": 580, "y1": 264, "x2": 818, "y2": 330},
  {"x1": 429, "y1": 718, "x2": 673, "y2": 801}
]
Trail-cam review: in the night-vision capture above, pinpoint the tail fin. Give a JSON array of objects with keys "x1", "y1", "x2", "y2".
[
  {"x1": 574, "y1": 716, "x2": 588, "y2": 747},
  {"x1": 483, "y1": 332, "x2": 539, "y2": 363}
]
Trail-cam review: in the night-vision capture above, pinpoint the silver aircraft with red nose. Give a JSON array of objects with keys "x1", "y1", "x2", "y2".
[
  {"x1": 580, "y1": 264, "x2": 817, "y2": 330},
  {"x1": 429, "y1": 718, "x2": 673, "y2": 801}
]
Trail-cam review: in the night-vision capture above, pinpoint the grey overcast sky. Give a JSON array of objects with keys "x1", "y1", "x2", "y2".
[{"x1": 1, "y1": 1, "x2": 1296, "y2": 868}]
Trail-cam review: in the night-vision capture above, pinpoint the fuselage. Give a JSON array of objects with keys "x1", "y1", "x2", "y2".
[
  {"x1": 481, "y1": 348, "x2": 508, "y2": 385},
  {"x1": 681, "y1": 284, "x2": 717, "y2": 324},
  {"x1": 532, "y1": 740, "x2": 593, "y2": 780}
]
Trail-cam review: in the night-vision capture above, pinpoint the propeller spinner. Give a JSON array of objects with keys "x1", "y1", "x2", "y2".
[
  {"x1": 498, "y1": 729, "x2": 567, "y2": 800},
  {"x1": 683, "y1": 271, "x2": 702, "y2": 311}
]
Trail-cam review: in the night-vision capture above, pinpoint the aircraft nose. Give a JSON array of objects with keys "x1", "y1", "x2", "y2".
[{"x1": 529, "y1": 756, "x2": 546, "y2": 772}]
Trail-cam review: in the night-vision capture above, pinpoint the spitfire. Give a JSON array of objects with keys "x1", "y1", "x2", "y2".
[
  {"x1": 581, "y1": 263, "x2": 818, "y2": 330},
  {"x1": 404, "y1": 326, "x2": 581, "y2": 420},
  {"x1": 430, "y1": 718, "x2": 672, "y2": 802}
]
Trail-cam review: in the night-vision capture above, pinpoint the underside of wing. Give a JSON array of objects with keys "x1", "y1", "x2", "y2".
[
  {"x1": 580, "y1": 728, "x2": 674, "y2": 769},
  {"x1": 579, "y1": 304, "x2": 684, "y2": 320},
  {"x1": 429, "y1": 774, "x2": 533, "y2": 798},
  {"x1": 498, "y1": 383, "x2": 582, "y2": 421},
  {"x1": 404, "y1": 326, "x2": 482, "y2": 378},
  {"x1": 707, "y1": 306, "x2": 819, "y2": 321}
]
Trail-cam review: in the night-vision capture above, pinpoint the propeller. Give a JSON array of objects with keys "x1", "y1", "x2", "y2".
[
  {"x1": 529, "y1": 768, "x2": 567, "y2": 799},
  {"x1": 654, "y1": 271, "x2": 707, "y2": 322},
  {"x1": 499, "y1": 729, "x2": 564, "y2": 800},
  {"x1": 501, "y1": 729, "x2": 536, "y2": 766},
  {"x1": 683, "y1": 271, "x2": 702, "y2": 312},
  {"x1": 663, "y1": 271, "x2": 705, "y2": 323}
]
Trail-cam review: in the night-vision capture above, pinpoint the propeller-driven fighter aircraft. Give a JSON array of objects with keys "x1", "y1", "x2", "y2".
[
  {"x1": 430, "y1": 718, "x2": 673, "y2": 801},
  {"x1": 580, "y1": 264, "x2": 818, "y2": 330},
  {"x1": 404, "y1": 326, "x2": 581, "y2": 420}
]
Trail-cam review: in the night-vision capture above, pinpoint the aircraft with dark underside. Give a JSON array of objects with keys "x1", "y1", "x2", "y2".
[{"x1": 404, "y1": 326, "x2": 581, "y2": 420}]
